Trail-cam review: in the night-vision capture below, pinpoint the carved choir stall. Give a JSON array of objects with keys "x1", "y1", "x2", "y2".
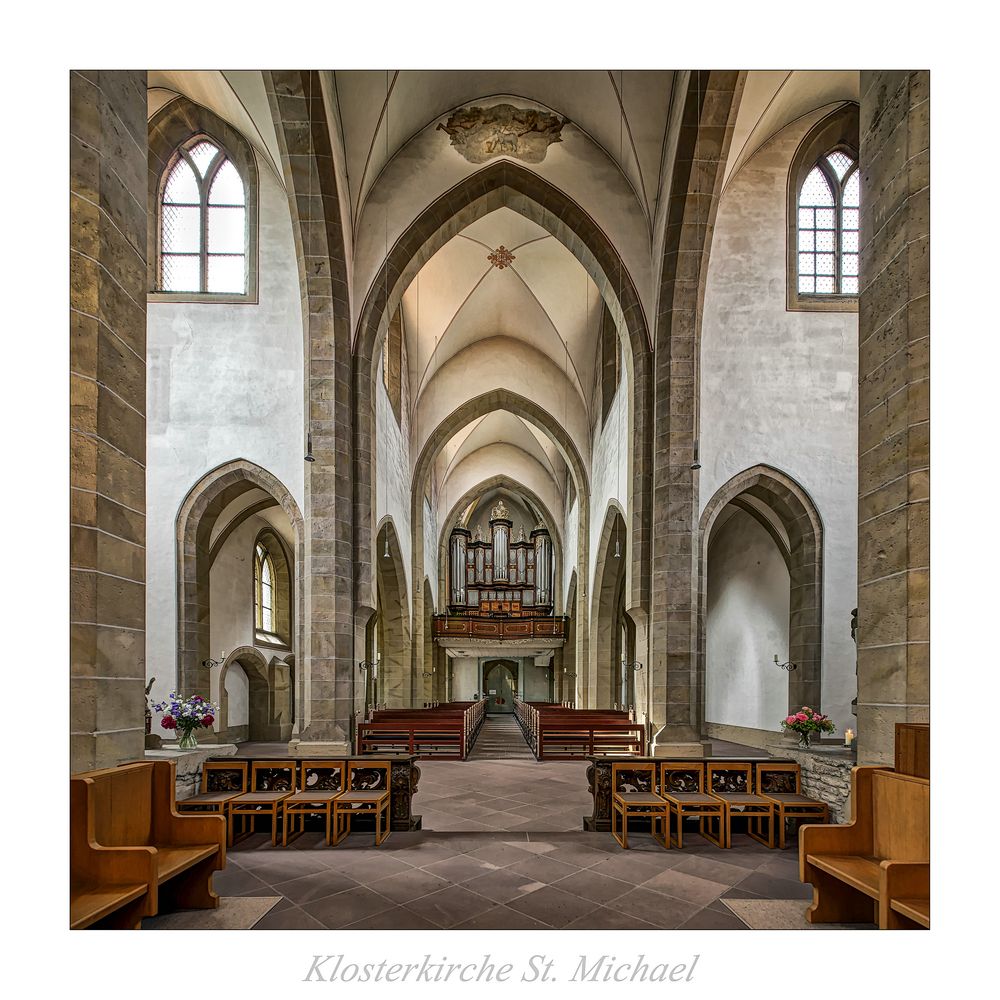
[{"x1": 432, "y1": 500, "x2": 567, "y2": 643}]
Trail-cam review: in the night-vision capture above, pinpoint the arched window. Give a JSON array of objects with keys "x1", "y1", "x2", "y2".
[
  {"x1": 785, "y1": 105, "x2": 859, "y2": 312},
  {"x1": 796, "y1": 149, "x2": 860, "y2": 296},
  {"x1": 158, "y1": 136, "x2": 247, "y2": 294},
  {"x1": 254, "y1": 542, "x2": 277, "y2": 639}
]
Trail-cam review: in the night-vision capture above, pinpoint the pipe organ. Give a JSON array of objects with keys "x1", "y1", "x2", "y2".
[{"x1": 447, "y1": 499, "x2": 554, "y2": 616}]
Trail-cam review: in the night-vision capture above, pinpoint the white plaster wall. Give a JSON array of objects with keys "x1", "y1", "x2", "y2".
[
  {"x1": 588, "y1": 369, "x2": 628, "y2": 596},
  {"x1": 563, "y1": 495, "x2": 579, "y2": 609},
  {"x1": 706, "y1": 509, "x2": 790, "y2": 730},
  {"x1": 700, "y1": 115, "x2": 858, "y2": 732},
  {"x1": 449, "y1": 657, "x2": 481, "y2": 701},
  {"x1": 522, "y1": 660, "x2": 553, "y2": 701},
  {"x1": 225, "y1": 663, "x2": 249, "y2": 727},
  {"x1": 145, "y1": 158, "x2": 304, "y2": 705},
  {"x1": 375, "y1": 360, "x2": 412, "y2": 610},
  {"x1": 422, "y1": 494, "x2": 438, "y2": 611}
]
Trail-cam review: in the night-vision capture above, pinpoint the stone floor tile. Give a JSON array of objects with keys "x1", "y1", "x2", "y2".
[
  {"x1": 505, "y1": 884, "x2": 600, "y2": 928},
  {"x1": 366, "y1": 866, "x2": 452, "y2": 904},
  {"x1": 672, "y1": 853, "x2": 758, "y2": 886},
  {"x1": 678, "y1": 903, "x2": 750, "y2": 930},
  {"x1": 549, "y1": 869, "x2": 632, "y2": 904},
  {"x1": 252, "y1": 901, "x2": 326, "y2": 930},
  {"x1": 342, "y1": 906, "x2": 440, "y2": 930},
  {"x1": 734, "y1": 871, "x2": 814, "y2": 900},
  {"x1": 270, "y1": 869, "x2": 360, "y2": 904},
  {"x1": 605, "y1": 886, "x2": 701, "y2": 929},
  {"x1": 507, "y1": 854, "x2": 581, "y2": 884},
  {"x1": 403, "y1": 885, "x2": 496, "y2": 929},
  {"x1": 462, "y1": 867, "x2": 548, "y2": 904},
  {"x1": 563, "y1": 906, "x2": 660, "y2": 930},
  {"x1": 305, "y1": 885, "x2": 396, "y2": 928},
  {"x1": 421, "y1": 854, "x2": 500, "y2": 883},
  {"x1": 452, "y1": 904, "x2": 551, "y2": 930},
  {"x1": 640, "y1": 868, "x2": 730, "y2": 906}
]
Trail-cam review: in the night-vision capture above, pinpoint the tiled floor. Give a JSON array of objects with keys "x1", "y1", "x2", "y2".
[{"x1": 204, "y1": 757, "x2": 822, "y2": 931}]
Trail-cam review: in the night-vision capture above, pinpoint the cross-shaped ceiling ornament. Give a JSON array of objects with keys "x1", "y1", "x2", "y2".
[{"x1": 487, "y1": 245, "x2": 516, "y2": 270}]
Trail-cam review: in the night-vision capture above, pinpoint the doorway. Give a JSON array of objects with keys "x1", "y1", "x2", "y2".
[{"x1": 483, "y1": 659, "x2": 518, "y2": 714}]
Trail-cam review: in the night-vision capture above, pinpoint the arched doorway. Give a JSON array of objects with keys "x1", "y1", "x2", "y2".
[
  {"x1": 218, "y1": 646, "x2": 293, "y2": 742},
  {"x1": 699, "y1": 465, "x2": 824, "y2": 723},
  {"x1": 375, "y1": 519, "x2": 411, "y2": 707},
  {"x1": 483, "y1": 659, "x2": 518, "y2": 714},
  {"x1": 591, "y1": 504, "x2": 633, "y2": 709}
]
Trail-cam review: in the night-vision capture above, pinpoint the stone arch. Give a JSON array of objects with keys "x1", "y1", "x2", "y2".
[
  {"x1": 353, "y1": 160, "x2": 653, "y2": 626},
  {"x1": 698, "y1": 464, "x2": 824, "y2": 720},
  {"x1": 375, "y1": 517, "x2": 411, "y2": 707},
  {"x1": 591, "y1": 501, "x2": 630, "y2": 709},
  {"x1": 436, "y1": 474, "x2": 563, "y2": 614},
  {"x1": 175, "y1": 458, "x2": 304, "y2": 702},
  {"x1": 217, "y1": 645, "x2": 293, "y2": 743}
]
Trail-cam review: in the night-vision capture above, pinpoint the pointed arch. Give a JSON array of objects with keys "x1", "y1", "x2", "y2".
[
  {"x1": 375, "y1": 517, "x2": 412, "y2": 707},
  {"x1": 698, "y1": 464, "x2": 824, "y2": 719},
  {"x1": 175, "y1": 459, "x2": 304, "y2": 701}
]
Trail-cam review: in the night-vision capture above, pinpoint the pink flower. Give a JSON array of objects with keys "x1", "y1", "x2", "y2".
[
  {"x1": 795, "y1": 712, "x2": 808, "y2": 722},
  {"x1": 785, "y1": 716, "x2": 796, "y2": 725}
]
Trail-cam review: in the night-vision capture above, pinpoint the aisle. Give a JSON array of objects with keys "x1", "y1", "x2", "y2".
[{"x1": 468, "y1": 713, "x2": 534, "y2": 760}]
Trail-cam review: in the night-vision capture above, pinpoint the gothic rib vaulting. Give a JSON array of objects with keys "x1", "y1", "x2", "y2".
[{"x1": 69, "y1": 68, "x2": 929, "y2": 931}]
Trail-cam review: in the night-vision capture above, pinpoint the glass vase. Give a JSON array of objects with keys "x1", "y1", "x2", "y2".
[
  {"x1": 797, "y1": 731, "x2": 812, "y2": 749},
  {"x1": 177, "y1": 727, "x2": 198, "y2": 750}
]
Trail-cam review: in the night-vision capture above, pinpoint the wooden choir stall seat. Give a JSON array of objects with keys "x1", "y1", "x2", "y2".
[
  {"x1": 333, "y1": 760, "x2": 392, "y2": 846},
  {"x1": 70, "y1": 760, "x2": 225, "y2": 928},
  {"x1": 282, "y1": 761, "x2": 345, "y2": 846},
  {"x1": 176, "y1": 761, "x2": 248, "y2": 847},
  {"x1": 228, "y1": 761, "x2": 295, "y2": 847},
  {"x1": 800, "y1": 765, "x2": 929, "y2": 929},
  {"x1": 658, "y1": 762, "x2": 725, "y2": 849},
  {"x1": 610, "y1": 762, "x2": 669, "y2": 850},
  {"x1": 755, "y1": 762, "x2": 829, "y2": 850},
  {"x1": 707, "y1": 762, "x2": 774, "y2": 849}
]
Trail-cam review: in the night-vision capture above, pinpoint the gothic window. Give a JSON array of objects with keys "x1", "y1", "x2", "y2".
[
  {"x1": 796, "y1": 150, "x2": 860, "y2": 296},
  {"x1": 785, "y1": 105, "x2": 859, "y2": 312},
  {"x1": 158, "y1": 136, "x2": 248, "y2": 295},
  {"x1": 254, "y1": 542, "x2": 277, "y2": 639}
]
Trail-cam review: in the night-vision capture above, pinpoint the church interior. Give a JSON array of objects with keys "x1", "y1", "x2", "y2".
[{"x1": 67, "y1": 66, "x2": 931, "y2": 935}]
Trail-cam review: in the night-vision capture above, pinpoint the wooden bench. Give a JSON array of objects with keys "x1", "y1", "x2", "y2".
[
  {"x1": 800, "y1": 765, "x2": 929, "y2": 928},
  {"x1": 70, "y1": 760, "x2": 226, "y2": 928},
  {"x1": 515, "y1": 702, "x2": 644, "y2": 759},
  {"x1": 358, "y1": 702, "x2": 484, "y2": 759}
]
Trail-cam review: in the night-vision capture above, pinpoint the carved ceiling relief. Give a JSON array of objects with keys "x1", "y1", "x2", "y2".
[{"x1": 437, "y1": 104, "x2": 567, "y2": 165}]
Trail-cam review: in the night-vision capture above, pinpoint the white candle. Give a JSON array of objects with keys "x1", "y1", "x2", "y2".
[{"x1": 844, "y1": 728, "x2": 854, "y2": 747}]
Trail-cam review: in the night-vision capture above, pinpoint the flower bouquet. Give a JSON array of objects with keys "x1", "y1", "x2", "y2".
[
  {"x1": 152, "y1": 692, "x2": 218, "y2": 749},
  {"x1": 780, "y1": 706, "x2": 835, "y2": 748}
]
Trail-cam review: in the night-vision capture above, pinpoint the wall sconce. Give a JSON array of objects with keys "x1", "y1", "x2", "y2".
[
  {"x1": 563, "y1": 669, "x2": 576, "y2": 677},
  {"x1": 690, "y1": 439, "x2": 702, "y2": 471},
  {"x1": 623, "y1": 658, "x2": 644, "y2": 673},
  {"x1": 202, "y1": 650, "x2": 227, "y2": 669},
  {"x1": 359, "y1": 657, "x2": 380, "y2": 676},
  {"x1": 774, "y1": 654, "x2": 797, "y2": 672}
]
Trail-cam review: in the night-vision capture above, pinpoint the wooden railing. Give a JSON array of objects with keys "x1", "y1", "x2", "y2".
[{"x1": 431, "y1": 615, "x2": 569, "y2": 641}]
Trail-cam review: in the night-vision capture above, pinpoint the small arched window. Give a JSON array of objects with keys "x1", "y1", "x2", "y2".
[
  {"x1": 254, "y1": 542, "x2": 277, "y2": 639},
  {"x1": 158, "y1": 136, "x2": 247, "y2": 294},
  {"x1": 796, "y1": 149, "x2": 860, "y2": 296}
]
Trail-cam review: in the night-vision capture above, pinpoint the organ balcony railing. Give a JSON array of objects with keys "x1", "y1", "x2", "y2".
[{"x1": 431, "y1": 614, "x2": 569, "y2": 642}]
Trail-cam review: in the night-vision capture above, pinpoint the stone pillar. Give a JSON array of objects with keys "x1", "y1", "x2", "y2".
[
  {"x1": 649, "y1": 71, "x2": 745, "y2": 751},
  {"x1": 70, "y1": 71, "x2": 148, "y2": 772},
  {"x1": 856, "y1": 72, "x2": 930, "y2": 764},
  {"x1": 264, "y1": 72, "x2": 355, "y2": 754}
]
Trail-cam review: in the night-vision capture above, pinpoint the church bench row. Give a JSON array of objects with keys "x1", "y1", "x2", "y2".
[
  {"x1": 609, "y1": 760, "x2": 829, "y2": 851},
  {"x1": 357, "y1": 701, "x2": 485, "y2": 759},
  {"x1": 515, "y1": 700, "x2": 645, "y2": 759},
  {"x1": 70, "y1": 760, "x2": 225, "y2": 929},
  {"x1": 201, "y1": 752, "x2": 422, "y2": 833},
  {"x1": 800, "y1": 764, "x2": 929, "y2": 929},
  {"x1": 179, "y1": 759, "x2": 395, "y2": 847}
]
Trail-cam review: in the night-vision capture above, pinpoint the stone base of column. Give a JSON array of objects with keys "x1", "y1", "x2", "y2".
[
  {"x1": 288, "y1": 739, "x2": 352, "y2": 757},
  {"x1": 649, "y1": 741, "x2": 706, "y2": 758}
]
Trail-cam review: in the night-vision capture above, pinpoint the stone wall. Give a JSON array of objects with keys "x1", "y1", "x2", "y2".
[
  {"x1": 856, "y1": 71, "x2": 930, "y2": 764},
  {"x1": 71, "y1": 71, "x2": 148, "y2": 771},
  {"x1": 765, "y1": 742, "x2": 856, "y2": 823},
  {"x1": 145, "y1": 743, "x2": 237, "y2": 801}
]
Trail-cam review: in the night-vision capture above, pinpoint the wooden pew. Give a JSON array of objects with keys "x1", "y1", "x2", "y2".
[
  {"x1": 358, "y1": 702, "x2": 484, "y2": 759},
  {"x1": 800, "y1": 765, "x2": 929, "y2": 928},
  {"x1": 70, "y1": 760, "x2": 226, "y2": 928},
  {"x1": 515, "y1": 703, "x2": 644, "y2": 759}
]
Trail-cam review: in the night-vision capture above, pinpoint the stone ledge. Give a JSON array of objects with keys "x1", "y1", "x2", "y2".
[
  {"x1": 765, "y1": 740, "x2": 857, "y2": 822},
  {"x1": 145, "y1": 743, "x2": 237, "y2": 800}
]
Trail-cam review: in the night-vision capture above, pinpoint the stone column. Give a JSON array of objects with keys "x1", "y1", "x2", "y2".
[
  {"x1": 264, "y1": 71, "x2": 355, "y2": 754},
  {"x1": 856, "y1": 72, "x2": 930, "y2": 764},
  {"x1": 70, "y1": 70, "x2": 148, "y2": 771}
]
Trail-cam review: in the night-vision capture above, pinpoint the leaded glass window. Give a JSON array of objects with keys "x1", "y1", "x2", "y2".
[
  {"x1": 254, "y1": 542, "x2": 276, "y2": 636},
  {"x1": 797, "y1": 150, "x2": 860, "y2": 296},
  {"x1": 159, "y1": 137, "x2": 247, "y2": 294}
]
